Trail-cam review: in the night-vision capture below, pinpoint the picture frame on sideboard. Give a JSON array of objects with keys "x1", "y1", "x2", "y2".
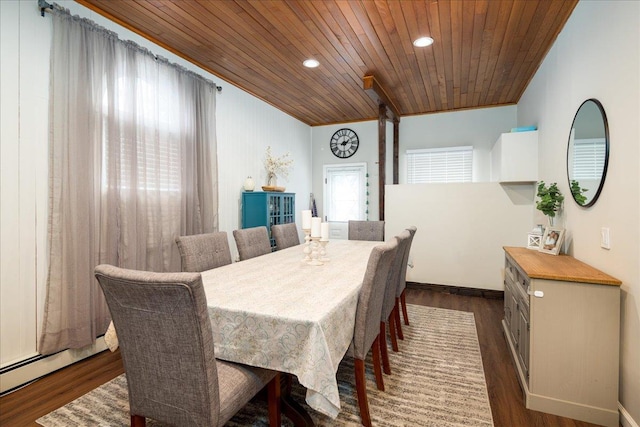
[{"x1": 538, "y1": 227, "x2": 565, "y2": 255}]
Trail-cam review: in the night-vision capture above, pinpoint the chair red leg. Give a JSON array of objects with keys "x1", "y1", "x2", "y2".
[
  {"x1": 267, "y1": 372, "x2": 282, "y2": 427},
  {"x1": 389, "y1": 311, "x2": 399, "y2": 352},
  {"x1": 401, "y1": 290, "x2": 410, "y2": 325},
  {"x1": 379, "y1": 321, "x2": 391, "y2": 375},
  {"x1": 131, "y1": 415, "x2": 146, "y2": 427},
  {"x1": 372, "y1": 335, "x2": 385, "y2": 392},
  {"x1": 394, "y1": 298, "x2": 404, "y2": 340},
  {"x1": 354, "y1": 359, "x2": 372, "y2": 427}
]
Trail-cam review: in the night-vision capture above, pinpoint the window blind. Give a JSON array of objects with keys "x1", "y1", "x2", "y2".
[
  {"x1": 572, "y1": 138, "x2": 606, "y2": 180},
  {"x1": 406, "y1": 146, "x2": 473, "y2": 183}
]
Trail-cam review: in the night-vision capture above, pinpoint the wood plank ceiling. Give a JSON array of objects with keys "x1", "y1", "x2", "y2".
[{"x1": 76, "y1": 0, "x2": 578, "y2": 126}]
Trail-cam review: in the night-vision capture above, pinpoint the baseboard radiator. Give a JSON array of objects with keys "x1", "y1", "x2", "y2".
[{"x1": 0, "y1": 337, "x2": 107, "y2": 395}]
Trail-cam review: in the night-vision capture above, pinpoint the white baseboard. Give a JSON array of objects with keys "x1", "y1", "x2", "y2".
[
  {"x1": 0, "y1": 337, "x2": 107, "y2": 394},
  {"x1": 620, "y1": 402, "x2": 639, "y2": 427}
]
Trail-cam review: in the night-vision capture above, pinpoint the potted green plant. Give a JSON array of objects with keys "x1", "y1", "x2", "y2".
[{"x1": 536, "y1": 181, "x2": 564, "y2": 226}]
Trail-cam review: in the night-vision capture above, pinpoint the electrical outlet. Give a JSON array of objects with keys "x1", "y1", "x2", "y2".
[{"x1": 601, "y1": 227, "x2": 611, "y2": 249}]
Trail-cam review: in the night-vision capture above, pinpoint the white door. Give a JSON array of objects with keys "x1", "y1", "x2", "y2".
[{"x1": 323, "y1": 163, "x2": 367, "y2": 240}]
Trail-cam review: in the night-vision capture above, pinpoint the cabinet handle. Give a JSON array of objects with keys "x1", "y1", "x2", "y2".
[{"x1": 527, "y1": 286, "x2": 544, "y2": 298}]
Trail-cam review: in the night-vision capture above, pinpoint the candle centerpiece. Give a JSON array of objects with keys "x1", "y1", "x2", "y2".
[
  {"x1": 320, "y1": 222, "x2": 329, "y2": 241},
  {"x1": 319, "y1": 221, "x2": 330, "y2": 262},
  {"x1": 301, "y1": 210, "x2": 312, "y2": 262},
  {"x1": 308, "y1": 217, "x2": 323, "y2": 265},
  {"x1": 310, "y1": 217, "x2": 321, "y2": 239}
]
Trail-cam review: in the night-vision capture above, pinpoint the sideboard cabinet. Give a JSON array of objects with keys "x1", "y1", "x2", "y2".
[
  {"x1": 241, "y1": 192, "x2": 295, "y2": 248},
  {"x1": 502, "y1": 247, "x2": 621, "y2": 427}
]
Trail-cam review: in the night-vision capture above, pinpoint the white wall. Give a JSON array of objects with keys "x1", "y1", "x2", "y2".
[
  {"x1": 0, "y1": 0, "x2": 311, "y2": 384},
  {"x1": 517, "y1": 1, "x2": 639, "y2": 424},
  {"x1": 379, "y1": 93, "x2": 531, "y2": 292},
  {"x1": 216, "y1": 84, "x2": 312, "y2": 249},
  {"x1": 400, "y1": 106, "x2": 517, "y2": 182},
  {"x1": 386, "y1": 183, "x2": 534, "y2": 290},
  {"x1": 311, "y1": 120, "x2": 391, "y2": 222},
  {"x1": 311, "y1": 106, "x2": 517, "y2": 222},
  {"x1": 1, "y1": 0, "x2": 51, "y2": 369}
]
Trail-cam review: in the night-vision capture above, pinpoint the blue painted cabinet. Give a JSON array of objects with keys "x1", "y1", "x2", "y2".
[{"x1": 241, "y1": 192, "x2": 295, "y2": 248}]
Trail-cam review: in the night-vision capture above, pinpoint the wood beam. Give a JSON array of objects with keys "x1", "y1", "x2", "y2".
[{"x1": 363, "y1": 75, "x2": 401, "y2": 122}]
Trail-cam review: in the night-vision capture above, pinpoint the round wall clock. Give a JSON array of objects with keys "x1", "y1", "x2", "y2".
[{"x1": 330, "y1": 128, "x2": 359, "y2": 158}]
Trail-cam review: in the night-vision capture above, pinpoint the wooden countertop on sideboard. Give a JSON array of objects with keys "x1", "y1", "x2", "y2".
[{"x1": 503, "y1": 246, "x2": 622, "y2": 286}]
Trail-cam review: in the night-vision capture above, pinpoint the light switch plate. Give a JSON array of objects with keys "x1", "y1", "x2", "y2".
[{"x1": 601, "y1": 227, "x2": 611, "y2": 249}]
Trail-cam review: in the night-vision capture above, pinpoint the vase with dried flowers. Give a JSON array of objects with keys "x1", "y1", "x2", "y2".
[{"x1": 264, "y1": 146, "x2": 293, "y2": 190}]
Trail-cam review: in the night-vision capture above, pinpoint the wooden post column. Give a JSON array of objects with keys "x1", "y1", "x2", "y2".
[
  {"x1": 363, "y1": 75, "x2": 401, "y2": 221},
  {"x1": 393, "y1": 118, "x2": 399, "y2": 184},
  {"x1": 378, "y1": 104, "x2": 386, "y2": 220}
]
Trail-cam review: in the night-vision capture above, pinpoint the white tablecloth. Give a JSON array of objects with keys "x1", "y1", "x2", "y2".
[{"x1": 201, "y1": 239, "x2": 378, "y2": 418}]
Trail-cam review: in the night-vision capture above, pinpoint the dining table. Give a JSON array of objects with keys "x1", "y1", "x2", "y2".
[{"x1": 200, "y1": 239, "x2": 380, "y2": 422}]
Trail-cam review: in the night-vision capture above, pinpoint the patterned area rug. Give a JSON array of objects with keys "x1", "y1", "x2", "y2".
[{"x1": 37, "y1": 305, "x2": 493, "y2": 427}]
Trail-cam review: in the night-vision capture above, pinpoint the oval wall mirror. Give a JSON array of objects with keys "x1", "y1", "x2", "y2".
[{"x1": 566, "y1": 99, "x2": 609, "y2": 207}]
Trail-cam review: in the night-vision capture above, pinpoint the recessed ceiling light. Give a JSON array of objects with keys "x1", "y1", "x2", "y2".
[
  {"x1": 413, "y1": 37, "x2": 434, "y2": 47},
  {"x1": 303, "y1": 59, "x2": 320, "y2": 68}
]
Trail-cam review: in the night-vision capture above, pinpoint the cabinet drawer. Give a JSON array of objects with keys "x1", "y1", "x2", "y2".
[
  {"x1": 504, "y1": 279, "x2": 517, "y2": 328},
  {"x1": 505, "y1": 255, "x2": 530, "y2": 304}
]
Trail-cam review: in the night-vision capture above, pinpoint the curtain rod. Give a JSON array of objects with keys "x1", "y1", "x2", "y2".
[
  {"x1": 39, "y1": 0, "x2": 53, "y2": 17},
  {"x1": 38, "y1": 1, "x2": 222, "y2": 94}
]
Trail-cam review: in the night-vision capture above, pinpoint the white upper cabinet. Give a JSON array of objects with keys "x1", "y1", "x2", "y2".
[{"x1": 490, "y1": 131, "x2": 538, "y2": 182}]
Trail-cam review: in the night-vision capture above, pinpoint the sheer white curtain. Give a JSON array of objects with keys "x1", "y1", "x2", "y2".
[{"x1": 39, "y1": 6, "x2": 217, "y2": 355}]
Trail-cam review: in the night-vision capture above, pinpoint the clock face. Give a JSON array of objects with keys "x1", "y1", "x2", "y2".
[{"x1": 330, "y1": 128, "x2": 359, "y2": 158}]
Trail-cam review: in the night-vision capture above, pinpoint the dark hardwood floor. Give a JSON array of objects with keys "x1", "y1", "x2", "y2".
[
  {"x1": 406, "y1": 285, "x2": 601, "y2": 427},
  {"x1": 0, "y1": 286, "x2": 602, "y2": 427}
]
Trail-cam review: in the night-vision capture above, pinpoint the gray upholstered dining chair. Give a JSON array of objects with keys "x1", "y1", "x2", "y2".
[
  {"x1": 271, "y1": 223, "x2": 300, "y2": 250},
  {"x1": 346, "y1": 238, "x2": 398, "y2": 427},
  {"x1": 395, "y1": 226, "x2": 417, "y2": 339},
  {"x1": 175, "y1": 231, "x2": 232, "y2": 272},
  {"x1": 94, "y1": 265, "x2": 281, "y2": 427},
  {"x1": 233, "y1": 226, "x2": 272, "y2": 261},
  {"x1": 348, "y1": 220, "x2": 385, "y2": 241},
  {"x1": 379, "y1": 230, "x2": 411, "y2": 374}
]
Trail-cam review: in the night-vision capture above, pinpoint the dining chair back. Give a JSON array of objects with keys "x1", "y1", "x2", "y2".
[
  {"x1": 271, "y1": 223, "x2": 300, "y2": 250},
  {"x1": 396, "y1": 226, "x2": 417, "y2": 328},
  {"x1": 348, "y1": 238, "x2": 398, "y2": 427},
  {"x1": 348, "y1": 220, "x2": 385, "y2": 241},
  {"x1": 379, "y1": 230, "x2": 412, "y2": 374},
  {"x1": 175, "y1": 231, "x2": 232, "y2": 272},
  {"x1": 233, "y1": 226, "x2": 272, "y2": 261},
  {"x1": 94, "y1": 265, "x2": 281, "y2": 427}
]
